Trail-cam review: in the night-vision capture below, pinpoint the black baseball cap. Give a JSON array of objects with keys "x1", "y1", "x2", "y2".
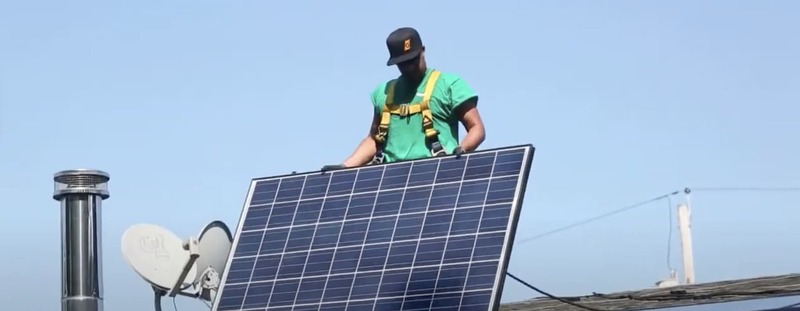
[{"x1": 385, "y1": 27, "x2": 424, "y2": 66}]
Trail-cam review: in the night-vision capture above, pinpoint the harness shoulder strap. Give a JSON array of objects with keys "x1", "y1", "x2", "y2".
[
  {"x1": 420, "y1": 70, "x2": 441, "y2": 139},
  {"x1": 422, "y1": 70, "x2": 441, "y2": 103},
  {"x1": 373, "y1": 80, "x2": 397, "y2": 144},
  {"x1": 370, "y1": 70, "x2": 445, "y2": 163}
]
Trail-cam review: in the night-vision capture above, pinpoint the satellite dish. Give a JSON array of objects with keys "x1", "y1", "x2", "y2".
[
  {"x1": 194, "y1": 220, "x2": 233, "y2": 301},
  {"x1": 121, "y1": 221, "x2": 234, "y2": 310},
  {"x1": 121, "y1": 224, "x2": 199, "y2": 291}
]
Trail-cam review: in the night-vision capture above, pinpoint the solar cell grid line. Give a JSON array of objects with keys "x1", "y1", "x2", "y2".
[
  {"x1": 238, "y1": 177, "x2": 284, "y2": 309},
  {"x1": 261, "y1": 175, "x2": 309, "y2": 309},
  {"x1": 289, "y1": 171, "x2": 335, "y2": 308},
  {"x1": 397, "y1": 158, "x2": 442, "y2": 310},
  {"x1": 212, "y1": 144, "x2": 535, "y2": 311},
  {"x1": 408, "y1": 159, "x2": 489, "y2": 311},
  {"x1": 286, "y1": 169, "x2": 358, "y2": 308},
  {"x1": 311, "y1": 168, "x2": 362, "y2": 310},
  {"x1": 367, "y1": 160, "x2": 418, "y2": 309},
  {"x1": 454, "y1": 151, "x2": 497, "y2": 310},
  {"x1": 326, "y1": 163, "x2": 409, "y2": 309},
  {"x1": 341, "y1": 165, "x2": 387, "y2": 310},
  {"x1": 424, "y1": 151, "x2": 478, "y2": 311},
  {"x1": 457, "y1": 152, "x2": 498, "y2": 310},
  {"x1": 318, "y1": 167, "x2": 386, "y2": 310}
]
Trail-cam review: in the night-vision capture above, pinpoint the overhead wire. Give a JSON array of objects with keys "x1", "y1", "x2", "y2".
[
  {"x1": 690, "y1": 186, "x2": 800, "y2": 192},
  {"x1": 514, "y1": 190, "x2": 680, "y2": 245},
  {"x1": 514, "y1": 186, "x2": 800, "y2": 246}
]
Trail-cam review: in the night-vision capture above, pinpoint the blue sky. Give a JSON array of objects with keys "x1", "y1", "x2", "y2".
[{"x1": 2, "y1": 0, "x2": 799, "y2": 310}]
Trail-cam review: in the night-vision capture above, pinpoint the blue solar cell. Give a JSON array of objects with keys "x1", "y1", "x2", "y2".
[
  {"x1": 275, "y1": 176, "x2": 305, "y2": 201},
  {"x1": 355, "y1": 166, "x2": 383, "y2": 191},
  {"x1": 346, "y1": 193, "x2": 376, "y2": 219},
  {"x1": 213, "y1": 145, "x2": 535, "y2": 311},
  {"x1": 293, "y1": 199, "x2": 323, "y2": 226},
  {"x1": 302, "y1": 174, "x2": 331, "y2": 200},
  {"x1": 374, "y1": 190, "x2": 403, "y2": 216},
  {"x1": 381, "y1": 163, "x2": 412, "y2": 190},
  {"x1": 407, "y1": 160, "x2": 437, "y2": 187},
  {"x1": 250, "y1": 179, "x2": 279, "y2": 203},
  {"x1": 319, "y1": 196, "x2": 348, "y2": 223},
  {"x1": 429, "y1": 183, "x2": 460, "y2": 211},
  {"x1": 327, "y1": 171, "x2": 356, "y2": 196},
  {"x1": 463, "y1": 152, "x2": 495, "y2": 180}
]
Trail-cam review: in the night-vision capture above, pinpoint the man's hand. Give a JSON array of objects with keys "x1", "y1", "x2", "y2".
[
  {"x1": 453, "y1": 146, "x2": 465, "y2": 158},
  {"x1": 321, "y1": 164, "x2": 345, "y2": 172}
]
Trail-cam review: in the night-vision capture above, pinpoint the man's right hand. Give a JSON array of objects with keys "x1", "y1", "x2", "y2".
[
  {"x1": 453, "y1": 146, "x2": 465, "y2": 158},
  {"x1": 321, "y1": 164, "x2": 345, "y2": 172}
]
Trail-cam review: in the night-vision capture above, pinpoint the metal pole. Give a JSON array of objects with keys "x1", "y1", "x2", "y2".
[{"x1": 53, "y1": 169, "x2": 110, "y2": 311}]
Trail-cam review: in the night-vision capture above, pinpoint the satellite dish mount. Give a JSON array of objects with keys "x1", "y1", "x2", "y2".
[{"x1": 121, "y1": 221, "x2": 233, "y2": 310}]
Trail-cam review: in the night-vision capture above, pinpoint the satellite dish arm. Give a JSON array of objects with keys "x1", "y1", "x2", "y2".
[{"x1": 168, "y1": 237, "x2": 200, "y2": 297}]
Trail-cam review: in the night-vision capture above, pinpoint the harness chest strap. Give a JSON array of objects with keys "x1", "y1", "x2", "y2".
[{"x1": 373, "y1": 70, "x2": 442, "y2": 144}]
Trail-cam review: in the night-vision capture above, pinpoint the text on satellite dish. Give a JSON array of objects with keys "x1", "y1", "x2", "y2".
[{"x1": 138, "y1": 235, "x2": 170, "y2": 259}]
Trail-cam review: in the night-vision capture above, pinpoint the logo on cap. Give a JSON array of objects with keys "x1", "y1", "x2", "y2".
[{"x1": 403, "y1": 39, "x2": 411, "y2": 52}]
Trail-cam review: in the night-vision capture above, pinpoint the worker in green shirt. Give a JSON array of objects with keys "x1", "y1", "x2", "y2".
[{"x1": 323, "y1": 27, "x2": 486, "y2": 171}]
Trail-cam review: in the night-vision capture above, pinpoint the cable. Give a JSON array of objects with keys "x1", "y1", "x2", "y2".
[
  {"x1": 514, "y1": 190, "x2": 680, "y2": 245},
  {"x1": 513, "y1": 186, "x2": 800, "y2": 246},
  {"x1": 505, "y1": 271, "x2": 605, "y2": 311},
  {"x1": 154, "y1": 290, "x2": 163, "y2": 311},
  {"x1": 690, "y1": 187, "x2": 800, "y2": 192}
]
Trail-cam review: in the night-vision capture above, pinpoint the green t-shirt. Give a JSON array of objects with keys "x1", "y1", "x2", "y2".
[{"x1": 370, "y1": 68, "x2": 478, "y2": 163}]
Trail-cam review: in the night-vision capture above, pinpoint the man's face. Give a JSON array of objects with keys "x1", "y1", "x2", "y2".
[{"x1": 397, "y1": 55, "x2": 421, "y2": 77}]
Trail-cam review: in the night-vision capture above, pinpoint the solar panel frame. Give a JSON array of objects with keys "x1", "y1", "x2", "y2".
[{"x1": 212, "y1": 144, "x2": 535, "y2": 311}]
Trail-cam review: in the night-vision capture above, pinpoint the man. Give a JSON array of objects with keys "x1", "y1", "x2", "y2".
[{"x1": 323, "y1": 27, "x2": 485, "y2": 170}]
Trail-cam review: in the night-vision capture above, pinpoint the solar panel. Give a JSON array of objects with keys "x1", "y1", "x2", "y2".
[{"x1": 212, "y1": 144, "x2": 535, "y2": 311}]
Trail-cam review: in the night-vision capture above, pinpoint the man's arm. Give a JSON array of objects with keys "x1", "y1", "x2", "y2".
[
  {"x1": 455, "y1": 97, "x2": 485, "y2": 152},
  {"x1": 341, "y1": 113, "x2": 380, "y2": 167}
]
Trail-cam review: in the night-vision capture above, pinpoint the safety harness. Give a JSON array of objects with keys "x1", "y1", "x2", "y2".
[{"x1": 370, "y1": 70, "x2": 446, "y2": 165}]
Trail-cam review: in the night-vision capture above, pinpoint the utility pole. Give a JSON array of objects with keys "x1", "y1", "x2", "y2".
[{"x1": 678, "y1": 187, "x2": 696, "y2": 285}]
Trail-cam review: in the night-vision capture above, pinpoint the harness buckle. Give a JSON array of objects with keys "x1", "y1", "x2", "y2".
[
  {"x1": 369, "y1": 151, "x2": 385, "y2": 165},
  {"x1": 430, "y1": 141, "x2": 447, "y2": 157},
  {"x1": 398, "y1": 104, "x2": 410, "y2": 117}
]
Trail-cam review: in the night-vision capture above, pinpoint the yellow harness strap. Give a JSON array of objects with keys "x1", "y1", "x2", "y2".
[{"x1": 373, "y1": 70, "x2": 442, "y2": 144}]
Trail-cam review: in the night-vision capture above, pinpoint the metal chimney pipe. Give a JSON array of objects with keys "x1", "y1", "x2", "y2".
[{"x1": 53, "y1": 169, "x2": 110, "y2": 311}]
